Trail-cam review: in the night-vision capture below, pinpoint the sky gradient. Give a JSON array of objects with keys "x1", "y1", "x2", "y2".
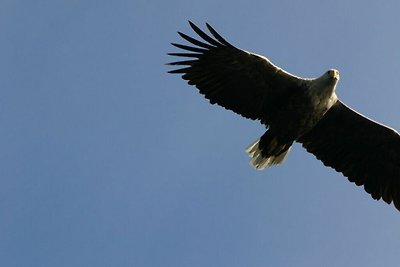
[{"x1": 2, "y1": 0, "x2": 400, "y2": 266}]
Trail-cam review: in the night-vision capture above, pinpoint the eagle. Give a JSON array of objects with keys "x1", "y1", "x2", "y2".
[{"x1": 167, "y1": 21, "x2": 400, "y2": 212}]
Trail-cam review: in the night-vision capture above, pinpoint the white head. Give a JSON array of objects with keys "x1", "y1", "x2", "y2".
[
  {"x1": 321, "y1": 69, "x2": 340, "y2": 82},
  {"x1": 316, "y1": 69, "x2": 340, "y2": 88},
  {"x1": 326, "y1": 69, "x2": 340, "y2": 81}
]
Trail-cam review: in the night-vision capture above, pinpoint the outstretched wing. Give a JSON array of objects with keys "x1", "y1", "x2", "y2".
[
  {"x1": 168, "y1": 21, "x2": 308, "y2": 125},
  {"x1": 299, "y1": 100, "x2": 400, "y2": 211}
]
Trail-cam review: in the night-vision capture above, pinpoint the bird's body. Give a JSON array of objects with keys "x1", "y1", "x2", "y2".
[
  {"x1": 168, "y1": 22, "x2": 400, "y2": 211},
  {"x1": 247, "y1": 70, "x2": 340, "y2": 169}
]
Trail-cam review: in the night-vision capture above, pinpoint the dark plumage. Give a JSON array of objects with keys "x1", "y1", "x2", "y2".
[{"x1": 168, "y1": 21, "x2": 400, "y2": 211}]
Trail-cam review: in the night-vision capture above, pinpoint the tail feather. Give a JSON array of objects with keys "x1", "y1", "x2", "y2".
[{"x1": 246, "y1": 138, "x2": 291, "y2": 170}]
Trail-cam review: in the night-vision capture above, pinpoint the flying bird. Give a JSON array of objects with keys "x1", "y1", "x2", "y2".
[{"x1": 167, "y1": 21, "x2": 400, "y2": 212}]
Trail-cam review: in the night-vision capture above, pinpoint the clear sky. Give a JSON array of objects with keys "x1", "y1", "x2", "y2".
[{"x1": 2, "y1": 0, "x2": 400, "y2": 266}]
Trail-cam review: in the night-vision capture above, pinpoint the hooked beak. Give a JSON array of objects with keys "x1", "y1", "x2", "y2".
[{"x1": 330, "y1": 69, "x2": 340, "y2": 80}]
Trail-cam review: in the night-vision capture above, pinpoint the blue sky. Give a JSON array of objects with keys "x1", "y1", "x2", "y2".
[{"x1": 2, "y1": 0, "x2": 400, "y2": 266}]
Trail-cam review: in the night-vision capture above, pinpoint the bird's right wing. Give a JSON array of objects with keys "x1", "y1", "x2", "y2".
[
  {"x1": 168, "y1": 21, "x2": 308, "y2": 125},
  {"x1": 299, "y1": 100, "x2": 400, "y2": 211}
]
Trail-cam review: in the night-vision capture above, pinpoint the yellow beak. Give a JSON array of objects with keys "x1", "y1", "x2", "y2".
[{"x1": 331, "y1": 69, "x2": 340, "y2": 80}]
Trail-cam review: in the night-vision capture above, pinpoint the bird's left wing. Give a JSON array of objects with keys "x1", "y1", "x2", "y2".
[
  {"x1": 298, "y1": 100, "x2": 400, "y2": 210},
  {"x1": 168, "y1": 21, "x2": 308, "y2": 125}
]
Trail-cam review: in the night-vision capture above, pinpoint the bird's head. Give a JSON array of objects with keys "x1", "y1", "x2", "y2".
[
  {"x1": 317, "y1": 69, "x2": 340, "y2": 87},
  {"x1": 325, "y1": 69, "x2": 340, "y2": 81}
]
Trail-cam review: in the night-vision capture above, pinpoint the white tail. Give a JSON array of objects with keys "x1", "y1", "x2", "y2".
[{"x1": 246, "y1": 138, "x2": 291, "y2": 170}]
